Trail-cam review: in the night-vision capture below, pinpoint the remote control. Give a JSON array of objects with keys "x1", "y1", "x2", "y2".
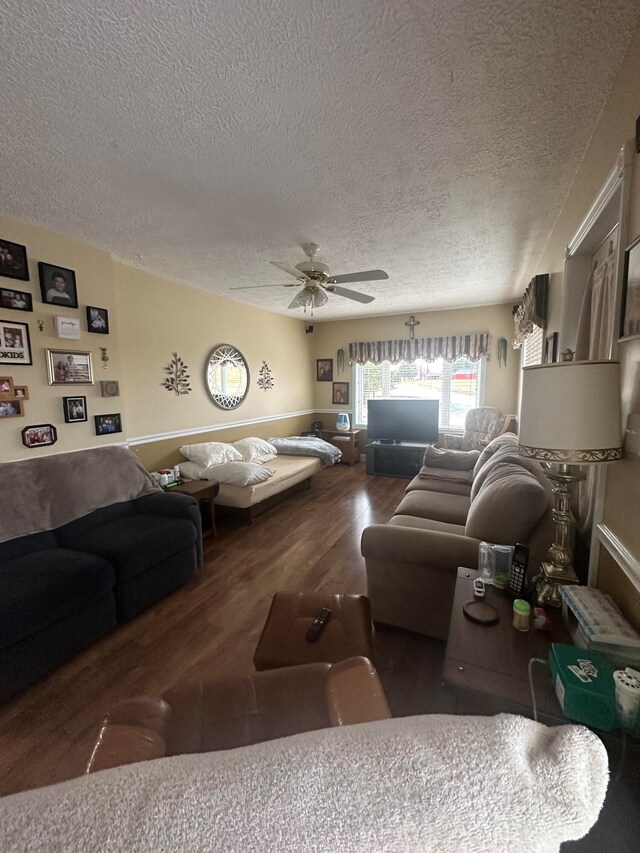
[
  {"x1": 305, "y1": 608, "x2": 332, "y2": 642},
  {"x1": 507, "y1": 543, "x2": 529, "y2": 597}
]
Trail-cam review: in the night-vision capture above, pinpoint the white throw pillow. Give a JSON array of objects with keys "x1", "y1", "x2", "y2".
[
  {"x1": 206, "y1": 461, "x2": 276, "y2": 486},
  {"x1": 179, "y1": 441, "x2": 242, "y2": 467},
  {"x1": 232, "y1": 437, "x2": 278, "y2": 463},
  {"x1": 178, "y1": 460, "x2": 208, "y2": 481}
]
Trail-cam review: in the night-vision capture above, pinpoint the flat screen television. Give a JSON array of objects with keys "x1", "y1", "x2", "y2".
[{"x1": 367, "y1": 399, "x2": 439, "y2": 444}]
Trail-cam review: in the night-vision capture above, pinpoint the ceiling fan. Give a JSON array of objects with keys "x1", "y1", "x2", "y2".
[{"x1": 230, "y1": 243, "x2": 388, "y2": 311}]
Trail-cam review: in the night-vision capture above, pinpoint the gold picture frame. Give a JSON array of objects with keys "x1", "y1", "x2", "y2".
[{"x1": 46, "y1": 348, "x2": 93, "y2": 385}]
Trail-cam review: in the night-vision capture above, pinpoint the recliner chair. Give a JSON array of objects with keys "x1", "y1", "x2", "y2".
[
  {"x1": 86, "y1": 656, "x2": 391, "y2": 773},
  {"x1": 439, "y1": 406, "x2": 518, "y2": 451}
]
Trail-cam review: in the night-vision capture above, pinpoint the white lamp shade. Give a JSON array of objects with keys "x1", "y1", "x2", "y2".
[{"x1": 519, "y1": 360, "x2": 622, "y2": 463}]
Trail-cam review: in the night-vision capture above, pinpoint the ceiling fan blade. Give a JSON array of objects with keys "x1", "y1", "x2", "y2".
[
  {"x1": 229, "y1": 284, "x2": 287, "y2": 290},
  {"x1": 328, "y1": 269, "x2": 388, "y2": 284},
  {"x1": 328, "y1": 285, "x2": 375, "y2": 304},
  {"x1": 270, "y1": 261, "x2": 309, "y2": 281},
  {"x1": 287, "y1": 294, "x2": 302, "y2": 309}
]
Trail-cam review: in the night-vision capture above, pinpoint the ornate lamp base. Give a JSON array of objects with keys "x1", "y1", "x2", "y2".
[
  {"x1": 535, "y1": 464, "x2": 584, "y2": 608},
  {"x1": 535, "y1": 561, "x2": 579, "y2": 608}
]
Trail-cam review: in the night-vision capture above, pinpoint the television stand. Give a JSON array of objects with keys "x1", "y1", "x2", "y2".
[{"x1": 366, "y1": 441, "x2": 429, "y2": 478}]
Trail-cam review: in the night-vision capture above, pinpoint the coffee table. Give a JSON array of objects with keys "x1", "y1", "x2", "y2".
[{"x1": 444, "y1": 567, "x2": 571, "y2": 721}]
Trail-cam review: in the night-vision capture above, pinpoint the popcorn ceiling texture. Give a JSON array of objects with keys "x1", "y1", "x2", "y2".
[{"x1": 0, "y1": 0, "x2": 637, "y2": 320}]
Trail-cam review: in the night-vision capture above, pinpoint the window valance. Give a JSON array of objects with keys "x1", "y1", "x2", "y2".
[
  {"x1": 348, "y1": 334, "x2": 490, "y2": 365},
  {"x1": 513, "y1": 274, "x2": 548, "y2": 348}
]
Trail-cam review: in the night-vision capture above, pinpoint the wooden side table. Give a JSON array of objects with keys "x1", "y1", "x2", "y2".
[
  {"x1": 321, "y1": 429, "x2": 362, "y2": 465},
  {"x1": 166, "y1": 479, "x2": 220, "y2": 538},
  {"x1": 444, "y1": 567, "x2": 570, "y2": 721}
]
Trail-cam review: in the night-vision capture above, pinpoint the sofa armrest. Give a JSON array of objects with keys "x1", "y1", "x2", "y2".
[
  {"x1": 325, "y1": 657, "x2": 391, "y2": 726},
  {"x1": 86, "y1": 696, "x2": 171, "y2": 773},
  {"x1": 134, "y1": 492, "x2": 203, "y2": 565},
  {"x1": 361, "y1": 524, "x2": 480, "y2": 573}
]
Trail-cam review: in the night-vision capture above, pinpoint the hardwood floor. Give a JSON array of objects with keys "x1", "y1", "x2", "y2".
[
  {"x1": 1, "y1": 461, "x2": 638, "y2": 853},
  {"x1": 0, "y1": 462, "x2": 414, "y2": 796}
]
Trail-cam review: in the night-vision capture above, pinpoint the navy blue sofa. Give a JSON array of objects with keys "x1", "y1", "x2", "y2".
[{"x1": 0, "y1": 492, "x2": 202, "y2": 704}]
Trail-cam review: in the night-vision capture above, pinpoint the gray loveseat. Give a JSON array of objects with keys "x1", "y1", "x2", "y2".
[
  {"x1": 0, "y1": 447, "x2": 202, "y2": 704},
  {"x1": 361, "y1": 433, "x2": 554, "y2": 639}
]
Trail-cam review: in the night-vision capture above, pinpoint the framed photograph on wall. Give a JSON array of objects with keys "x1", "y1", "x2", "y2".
[
  {"x1": 0, "y1": 287, "x2": 33, "y2": 312},
  {"x1": 0, "y1": 398, "x2": 23, "y2": 418},
  {"x1": 86, "y1": 306, "x2": 109, "y2": 334},
  {"x1": 620, "y1": 234, "x2": 640, "y2": 341},
  {"x1": 38, "y1": 262, "x2": 78, "y2": 308},
  {"x1": 332, "y1": 381, "x2": 350, "y2": 404},
  {"x1": 544, "y1": 332, "x2": 558, "y2": 364},
  {"x1": 316, "y1": 359, "x2": 333, "y2": 381},
  {"x1": 46, "y1": 348, "x2": 93, "y2": 384},
  {"x1": 0, "y1": 238, "x2": 29, "y2": 281},
  {"x1": 0, "y1": 319, "x2": 32, "y2": 365},
  {"x1": 22, "y1": 423, "x2": 57, "y2": 448},
  {"x1": 95, "y1": 413, "x2": 122, "y2": 435},
  {"x1": 63, "y1": 395, "x2": 87, "y2": 423}
]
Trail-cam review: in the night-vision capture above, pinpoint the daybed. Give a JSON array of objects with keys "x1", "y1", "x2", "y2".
[
  {"x1": 361, "y1": 432, "x2": 554, "y2": 638},
  {"x1": 0, "y1": 713, "x2": 608, "y2": 852},
  {"x1": 178, "y1": 436, "x2": 339, "y2": 523},
  {"x1": 0, "y1": 447, "x2": 202, "y2": 704}
]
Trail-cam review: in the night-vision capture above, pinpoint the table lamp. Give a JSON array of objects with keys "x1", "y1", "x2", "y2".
[{"x1": 518, "y1": 360, "x2": 622, "y2": 606}]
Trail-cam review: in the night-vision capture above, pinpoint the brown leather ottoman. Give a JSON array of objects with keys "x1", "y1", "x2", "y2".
[{"x1": 253, "y1": 592, "x2": 375, "y2": 671}]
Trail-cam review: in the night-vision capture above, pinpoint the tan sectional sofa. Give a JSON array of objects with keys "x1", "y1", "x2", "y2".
[{"x1": 361, "y1": 433, "x2": 554, "y2": 639}]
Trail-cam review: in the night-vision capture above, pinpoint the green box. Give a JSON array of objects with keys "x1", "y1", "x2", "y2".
[{"x1": 549, "y1": 643, "x2": 617, "y2": 732}]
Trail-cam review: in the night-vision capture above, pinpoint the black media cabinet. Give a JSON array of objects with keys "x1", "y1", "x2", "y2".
[{"x1": 365, "y1": 441, "x2": 429, "y2": 478}]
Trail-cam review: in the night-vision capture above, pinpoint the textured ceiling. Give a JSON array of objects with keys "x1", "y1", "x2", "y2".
[{"x1": 1, "y1": 1, "x2": 638, "y2": 321}]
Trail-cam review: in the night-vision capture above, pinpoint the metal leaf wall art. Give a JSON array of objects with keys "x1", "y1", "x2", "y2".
[
  {"x1": 162, "y1": 352, "x2": 192, "y2": 396},
  {"x1": 257, "y1": 360, "x2": 274, "y2": 391}
]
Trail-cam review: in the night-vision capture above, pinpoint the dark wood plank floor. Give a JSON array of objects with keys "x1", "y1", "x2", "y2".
[{"x1": 0, "y1": 462, "x2": 638, "y2": 852}]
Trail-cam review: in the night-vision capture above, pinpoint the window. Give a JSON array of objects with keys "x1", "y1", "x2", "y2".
[
  {"x1": 522, "y1": 325, "x2": 544, "y2": 367},
  {"x1": 353, "y1": 356, "x2": 484, "y2": 430}
]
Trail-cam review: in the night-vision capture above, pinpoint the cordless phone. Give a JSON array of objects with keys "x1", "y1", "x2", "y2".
[{"x1": 507, "y1": 543, "x2": 529, "y2": 597}]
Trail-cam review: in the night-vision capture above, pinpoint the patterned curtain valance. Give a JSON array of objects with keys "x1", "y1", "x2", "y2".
[
  {"x1": 513, "y1": 274, "x2": 549, "y2": 348},
  {"x1": 348, "y1": 334, "x2": 491, "y2": 365}
]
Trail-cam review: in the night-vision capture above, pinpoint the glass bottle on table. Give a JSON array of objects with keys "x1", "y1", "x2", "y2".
[{"x1": 478, "y1": 541, "x2": 494, "y2": 584}]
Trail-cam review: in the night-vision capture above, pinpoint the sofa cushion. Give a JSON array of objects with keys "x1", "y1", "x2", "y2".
[
  {"x1": 471, "y1": 441, "x2": 546, "y2": 502},
  {"x1": 472, "y1": 432, "x2": 520, "y2": 479},
  {"x1": 0, "y1": 549, "x2": 115, "y2": 648},
  {"x1": 418, "y1": 466, "x2": 474, "y2": 486},
  {"x1": 0, "y1": 530, "x2": 58, "y2": 561},
  {"x1": 394, "y1": 491, "x2": 470, "y2": 525},
  {"x1": 405, "y1": 474, "x2": 471, "y2": 497},
  {"x1": 465, "y1": 463, "x2": 549, "y2": 545},
  {"x1": 70, "y1": 515, "x2": 197, "y2": 582},
  {"x1": 389, "y1": 515, "x2": 466, "y2": 535},
  {"x1": 422, "y1": 446, "x2": 480, "y2": 471}
]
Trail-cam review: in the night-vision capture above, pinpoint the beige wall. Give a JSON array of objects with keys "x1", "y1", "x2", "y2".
[
  {"x1": 0, "y1": 213, "x2": 122, "y2": 460},
  {"x1": 533, "y1": 27, "x2": 640, "y2": 626},
  {"x1": 0, "y1": 213, "x2": 314, "y2": 463},
  {"x1": 112, "y1": 262, "x2": 314, "y2": 439},
  {"x1": 312, "y1": 304, "x2": 520, "y2": 421}
]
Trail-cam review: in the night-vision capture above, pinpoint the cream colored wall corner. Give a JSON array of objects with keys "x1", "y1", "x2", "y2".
[
  {"x1": 532, "y1": 25, "x2": 640, "y2": 627},
  {"x1": 0, "y1": 213, "x2": 122, "y2": 461},
  {"x1": 112, "y1": 262, "x2": 313, "y2": 442},
  {"x1": 0, "y1": 213, "x2": 314, "y2": 463},
  {"x1": 309, "y1": 303, "x2": 520, "y2": 420}
]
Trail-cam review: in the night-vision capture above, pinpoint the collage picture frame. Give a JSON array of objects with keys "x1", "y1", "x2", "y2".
[{"x1": 0, "y1": 319, "x2": 32, "y2": 366}]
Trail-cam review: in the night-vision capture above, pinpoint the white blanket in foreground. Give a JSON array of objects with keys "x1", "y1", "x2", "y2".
[{"x1": 0, "y1": 713, "x2": 608, "y2": 853}]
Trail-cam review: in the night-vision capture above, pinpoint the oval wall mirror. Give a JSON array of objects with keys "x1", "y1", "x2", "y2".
[{"x1": 205, "y1": 344, "x2": 250, "y2": 410}]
